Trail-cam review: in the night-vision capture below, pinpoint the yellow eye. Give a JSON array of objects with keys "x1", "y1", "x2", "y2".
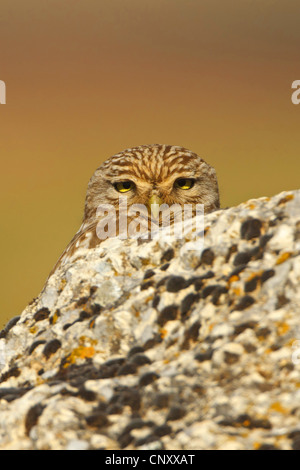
[
  {"x1": 114, "y1": 181, "x2": 135, "y2": 193},
  {"x1": 174, "y1": 178, "x2": 195, "y2": 190}
]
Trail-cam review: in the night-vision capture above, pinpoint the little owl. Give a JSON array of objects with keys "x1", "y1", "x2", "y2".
[{"x1": 50, "y1": 144, "x2": 219, "y2": 275}]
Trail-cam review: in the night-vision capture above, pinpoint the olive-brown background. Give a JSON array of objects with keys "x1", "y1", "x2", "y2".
[{"x1": 1, "y1": 0, "x2": 300, "y2": 326}]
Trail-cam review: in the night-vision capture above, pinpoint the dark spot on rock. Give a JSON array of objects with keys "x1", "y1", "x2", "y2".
[
  {"x1": 166, "y1": 406, "x2": 186, "y2": 421},
  {"x1": 234, "y1": 295, "x2": 255, "y2": 311},
  {"x1": 234, "y1": 321, "x2": 258, "y2": 335},
  {"x1": 53, "y1": 360, "x2": 101, "y2": 387},
  {"x1": 0, "y1": 387, "x2": 32, "y2": 402},
  {"x1": 0, "y1": 366, "x2": 21, "y2": 384},
  {"x1": 86, "y1": 411, "x2": 109, "y2": 428},
  {"x1": 160, "y1": 263, "x2": 170, "y2": 271},
  {"x1": 28, "y1": 340, "x2": 47, "y2": 355},
  {"x1": 153, "y1": 393, "x2": 170, "y2": 409},
  {"x1": 220, "y1": 414, "x2": 271, "y2": 430},
  {"x1": 157, "y1": 305, "x2": 178, "y2": 326},
  {"x1": 259, "y1": 234, "x2": 273, "y2": 248},
  {"x1": 192, "y1": 271, "x2": 214, "y2": 290},
  {"x1": 195, "y1": 349, "x2": 213, "y2": 362},
  {"x1": 211, "y1": 285, "x2": 228, "y2": 305},
  {"x1": 224, "y1": 351, "x2": 240, "y2": 364},
  {"x1": 276, "y1": 294, "x2": 289, "y2": 309},
  {"x1": 43, "y1": 339, "x2": 62, "y2": 359},
  {"x1": 152, "y1": 295, "x2": 160, "y2": 309},
  {"x1": 193, "y1": 279, "x2": 203, "y2": 291},
  {"x1": 129, "y1": 353, "x2": 151, "y2": 366},
  {"x1": 256, "y1": 326, "x2": 271, "y2": 338},
  {"x1": 225, "y1": 244, "x2": 238, "y2": 263},
  {"x1": 109, "y1": 386, "x2": 141, "y2": 412},
  {"x1": 228, "y1": 265, "x2": 247, "y2": 278},
  {"x1": 288, "y1": 430, "x2": 300, "y2": 449},
  {"x1": 200, "y1": 249, "x2": 215, "y2": 265},
  {"x1": 127, "y1": 346, "x2": 145, "y2": 357},
  {"x1": 249, "y1": 245, "x2": 263, "y2": 260},
  {"x1": 75, "y1": 296, "x2": 90, "y2": 307},
  {"x1": 261, "y1": 269, "x2": 275, "y2": 284},
  {"x1": 241, "y1": 218, "x2": 262, "y2": 240},
  {"x1": 278, "y1": 194, "x2": 294, "y2": 205},
  {"x1": 142, "y1": 333, "x2": 163, "y2": 350},
  {"x1": 180, "y1": 293, "x2": 199, "y2": 317},
  {"x1": 25, "y1": 403, "x2": 46, "y2": 436},
  {"x1": 156, "y1": 276, "x2": 171, "y2": 288},
  {"x1": 121, "y1": 418, "x2": 153, "y2": 437},
  {"x1": 166, "y1": 276, "x2": 188, "y2": 293},
  {"x1": 257, "y1": 444, "x2": 278, "y2": 450},
  {"x1": 0, "y1": 316, "x2": 21, "y2": 339},
  {"x1": 91, "y1": 303, "x2": 102, "y2": 315},
  {"x1": 161, "y1": 248, "x2": 175, "y2": 263},
  {"x1": 139, "y1": 372, "x2": 159, "y2": 387},
  {"x1": 144, "y1": 269, "x2": 155, "y2": 280},
  {"x1": 62, "y1": 322, "x2": 75, "y2": 331},
  {"x1": 233, "y1": 251, "x2": 252, "y2": 266},
  {"x1": 118, "y1": 432, "x2": 134, "y2": 449},
  {"x1": 89, "y1": 286, "x2": 98, "y2": 296},
  {"x1": 117, "y1": 363, "x2": 137, "y2": 376},
  {"x1": 202, "y1": 285, "x2": 219, "y2": 298},
  {"x1": 78, "y1": 386, "x2": 97, "y2": 402},
  {"x1": 141, "y1": 280, "x2": 155, "y2": 291},
  {"x1": 182, "y1": 321, "x2": 201, "y2": 346},
  {"x1": 244, "y1": 276, "x2": 260, "y2": 292},
  {"x1": 33, "y1": 307, "x2": 50, "y2": 322},
  {"x1": 153, "y1": 424, "x2": 172, "y2": 437}
]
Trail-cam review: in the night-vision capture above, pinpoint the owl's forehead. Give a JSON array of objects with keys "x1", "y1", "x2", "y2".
[{"x1": 99, "y1": 144, "x2": 205, "y2": 182}]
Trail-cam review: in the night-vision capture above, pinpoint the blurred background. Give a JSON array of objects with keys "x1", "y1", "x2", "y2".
[{"x1": 0, "y1": 0, "x2": 299, "y2": 326}]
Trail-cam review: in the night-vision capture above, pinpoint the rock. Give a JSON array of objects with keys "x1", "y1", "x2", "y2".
[{"x1": 0, "y1": 189, "x2": 300, "y2": 450}]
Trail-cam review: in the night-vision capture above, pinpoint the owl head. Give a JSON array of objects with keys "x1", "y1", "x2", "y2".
[{"x1": 83, "y1": 144, "x2": 220, "y2": 223}]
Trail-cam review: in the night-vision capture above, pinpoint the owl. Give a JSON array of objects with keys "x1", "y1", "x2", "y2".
[{"x1": 49, "y1": 144, "x2": 219, "y2": 275}]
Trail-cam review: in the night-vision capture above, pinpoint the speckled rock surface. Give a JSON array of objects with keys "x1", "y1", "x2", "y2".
[{"x1": 1, "y1": 189, "x2": 300, "y2": 450}]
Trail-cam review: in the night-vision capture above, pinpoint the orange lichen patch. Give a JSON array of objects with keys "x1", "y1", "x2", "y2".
[
  {"x1": 30, "y1": 326, "x2": 37, "y2": 334},
  {"x1": 278, "y1": 194, "x2": 294, "y2": 205},
  {"x1": 276, "y1": 252, "x2": 292, "y2": 265},
  {"x1": 79, "y1": 336, "x2": 97, "y2": 346},
  {"x1": 160, "y1": 328, "x2": 168, "y2": 339},
  {"x1": 275, "y1": 322, "x2": 290, "y2": 336},
  {"x1": 232, "y1": 287, "x2": 242, "y2": 296},
  {"x1": 246, "y1": 271, "x2": 263, "y2": 282},
  {"x1": 51, "y1": 310, "x2": 59, "y2": 325},
  {"x1": 63, "y1": 346, "x2": 96, "y2": 367},
  {"x1": 247, "y1": 203, "x2": 256, "y2": 210},
  {"x1": 269, "y1": 402, "x2": 288, "y2": 414},
  {"x1": 58, "y1": 278, "x2": 67, "y2": 292},
  {"x1": 286, "y1": 338, "x2": 299, "y2": 347},
  {"x1": 253, "y1": 442, "x2": 262, "y2": 450},
  {"x1": 295, "y1": 383, "x2": 300, "y2": 389},
  {"x1": 242, "y1": 419, "x2": 251, "y2": 427},
  {"x1": 228, "y1": 275, "x2": 239, "y2": 284}
]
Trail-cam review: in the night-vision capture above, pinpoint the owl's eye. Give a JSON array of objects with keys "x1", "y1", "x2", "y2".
[
  {"x1": 114, "y1": 181, "x2": 135, "y2": 193},
  {"x1": 174, "y1": 178, "x2": 195, "y2": 190}
]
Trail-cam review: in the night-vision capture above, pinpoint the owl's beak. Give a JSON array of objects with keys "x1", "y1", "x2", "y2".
[{"x1": 148, "y1": 194, "x2": 163, "y2": 219}]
